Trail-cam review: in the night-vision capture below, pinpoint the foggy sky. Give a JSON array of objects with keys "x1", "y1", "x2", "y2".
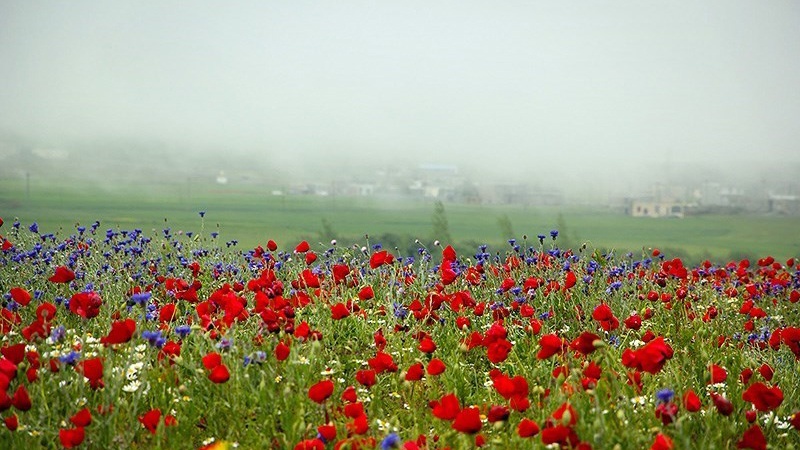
[{"x1": 1, "y1": 1, "x2": 799, "y2": 185}]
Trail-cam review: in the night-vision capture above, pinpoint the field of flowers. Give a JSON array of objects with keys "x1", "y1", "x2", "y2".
[{"x1": 1, "y1": 213, "x2": 799, "y2": 449}]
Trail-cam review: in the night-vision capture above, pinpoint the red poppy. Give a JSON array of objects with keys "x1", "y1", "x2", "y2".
[
  {"x1": 452, "y1": 407, "x2": 482, "y2": 434},
  {"x1": 300, "y1": 269, "x2": 321, "y2": 289},
  {"x1": 347, "y1": 413, "x2": 369, "y2": 435},
  {"x1": 49, "y1": 266, "x2": 76, "y2": 283},
  {"x1": 551, "y1": 402, "x2": 578, "y2": 428},
  {"x1": 294, "y1": 439, "x2": 325, "y2": 450},
  {"x1": 330, "y1": 264, "x2": 350, "y2": 284},
  {"x1": 487, "y1": 339, "x2": 513, "y2": 364},
  {"x1": 487, "y1": 405, "x2": 510, "y2": 423},
  {"x1": 541, "y1": 425, "x2": 579, "y2": 447},
  {"x1": 370, "y1": 250, "x2": 392, "y2": 269},
  {"x1": 624, "y1": 337, "x2": 674, "y2": 374},
  {"x1": 0, "y1": 389, "x2": 10, "y2": 411},
  {"x1": 343, "y1": 402, "x2": 364, "y2": 419},
  {"x1": 740, "y1": 368, "x2": 754, "y2": 385},
  {"x1": 1, "y1": 343, "x2": 25, "y2": 364},
  {"x1": 405, "y1": 362, "x2": 424, "y2": 381},
  {"x1": 570, "y1": 332, "x2": 601, "y2": 355},
  {"x1": 305, "y1": 252, "x2": 317, "y2": 265},
  {"x1": 159, "y1": 303, "x2": 178, "y2": 323},
  {"x1": 709, "y1": 364, "x2": 727, "y2": 384},
  {"x1": 742, "y1": 382, "x2": 783, "y2": 412},
  {"x1": 139, "y1": 408, "x2": 177, "y2": 434},
  {"x1": 537, "y1": 334, "x2": 567, "y2": 360},
  {"x1": 9, "y1": 288, "x2": 31, "y2": 307},
  {"x1": 624, "y1": 314, "x2": 642, "y2": 330},
  {"x1": 790, "y1": 411, "x2": 800, "y2": 430},
  {"x1": 10, "y1": 384, "x2": 31, "y2": 411},
  {"x1": 59, "y1": 426, "x2": 85, "y2": 448},
  {"x1": 650, "y1": 433, "x2": 674, "y2": 450},
  {"x1": 518, "y1": 418, "x2": 540, "y2": 437},
  {"x1": 367, "y1": 351, "x2": 398, "y2": 373},
  {"x1": 78, "y1": 357, "x2": 104, "y2": 389},
  {"x1": 592, "y1": 303, "x2": 619, "y2": 331},
  {"x1": 757, "y1": 364, "x2": 774, "y2": 381},
  {"x1": 736, "y1": 424, "x2": 766, "y2": 450},
  {"x1": 358, "y1": 286, "x2": 374, "y2": 301},
  {"x1": 355, "y1": 369, "x2": 377, "y2": 387},
  {"x1": 36, "y1": 302, "x2": 57, "y2": 322},
  {"x1": 69, "y1": 291, "x2": 103, "y2": 319},
  {"x1": 711, "y1": 393, "x2": 734, "y2": 416},
  {"x1": 510, "y1": 395, "x2": 531, "y2": 412},
  {"x1": 100, "y1": 318, "x2": 136, "y2": 346},
  {"x1": 418, "y1": 337, "x2": 436, "y2": 354},
  {"x1": 655, "y1": 402, "x2": 678, "y2": 425},
  {"x1": 431, "y1": 393, "x2": 460, "y2": 420},
  {"x1": 341, "y1": 386, "x2": 358, "y2": 403},
  {"x1": 316, "y1": 423, "x2": 336, "y2": 442},
  {"x1": 70, "y1": 408, "x2": 93, "y2": 427},
  {"x1": 308, "y1": 379, "x2": 334, "y2": 404},
  {"x1": 426, "y1": 359, "x2": 446, "y2": 376},
  {"x1": 4, "y1": 413, "x2": 17, "y2": 431},
  {"x1": 294, "y1": 241, "x2": 310, "y2": 253},
  {"x1": 683, "y1": 389, "x2": 702, "y2": 412},
  {"x1": 275, "y1": 341, "x2": 290, "y2": 361},
  {"x1": 564, "y1": 271, "x2": 577, "y2": 290},
  {"x1": 330, "y1": 302, "x2": 350, "y2": 320},
  {"x1": 441, "y1": 264, "x2": 457, "y2": 285},
  {"x1": 208, "y1": 364, "x2": 230, "y2": 383},
  {"x1": 202, "y1": 352, "x2": 222, "y2": 370}
]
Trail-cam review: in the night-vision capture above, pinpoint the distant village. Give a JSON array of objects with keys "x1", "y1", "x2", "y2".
[
  {"x1": 218, "y1": 163, "x2": 800, "y2": 217},
  {"x1": 3, "y1": 142, "x2": 799, "y2": 217}
]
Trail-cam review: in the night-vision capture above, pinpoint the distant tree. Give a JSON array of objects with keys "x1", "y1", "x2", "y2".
[
  {"x1": 497, "y1": 214, "x2": 514, "y2": 240},
  {"x1": 431, "y1": 200, "x2": 454, "y2": 245},
  {"x1": 319, "y1": 218, "x2": 339, "y2": 242},
  {"x1": 556, "y1": 213, "x2": 575, "y2": 249}
]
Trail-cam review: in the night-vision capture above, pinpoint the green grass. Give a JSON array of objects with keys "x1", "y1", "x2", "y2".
[{"x1": 1, "y1": 176, "x2": 798, "y2": 264}]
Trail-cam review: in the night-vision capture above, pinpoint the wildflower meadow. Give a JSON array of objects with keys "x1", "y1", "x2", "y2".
[{"x1": 1, "y1": 213, "x2": 799, "y2": 450}]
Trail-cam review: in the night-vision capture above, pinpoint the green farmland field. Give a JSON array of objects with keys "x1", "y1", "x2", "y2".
[{"x1": 1, "y1": 177, "x2": 798, "y2": 264}]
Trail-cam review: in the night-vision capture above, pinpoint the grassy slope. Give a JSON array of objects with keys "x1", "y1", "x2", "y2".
[{"x1": 1, "y1": 177, "x2": 798, "y2": 263}]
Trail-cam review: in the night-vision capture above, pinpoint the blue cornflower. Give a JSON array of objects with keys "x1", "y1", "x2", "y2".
[
  {"x1": 216, "y1": 338, "x2": 233, "y2": 351},
  {"x1": 59, "y1": 351, "x2": 81, "y2": 366},
  {"x1": 199, "y1": 211, "x2": 206, "y2": 217},
  {"x1": 550, "y1": 229, "x2": 558, "y2": 239},
  {"x1": 29, "y1": 222, "x2": 39, "y2": 233},
  {"x1": 50, "y1": 325, "x2": 66, "y2": 343},
  {"x1": 142, "y1": 330, "x2": 166, "y2": 348},
  {"x1": 253, "y1": 351, "x2": 267, "y2": 363},
  {"x1": 211, "y1": 232, "x2": 219, "y2": 239},
  {"x1": 130, "y1": 292, "x2": 151, "y2": 305},
  {"x1": 381, "y1": 433, "x2": 402, "y2": 449},
  {"x1": 393, "y1": 302, "x2": 408, "y2": 320},
  {"x1": 175, "y1": 324, "x2": 192, "y2": 338},
  {"x1": 656, "y1": 388, "x2": 675, "y2": 404}
]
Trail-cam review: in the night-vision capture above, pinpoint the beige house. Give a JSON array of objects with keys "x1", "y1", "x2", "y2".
[{"x1": 629, "y1": 200, "x2": 685, "y2": 218}]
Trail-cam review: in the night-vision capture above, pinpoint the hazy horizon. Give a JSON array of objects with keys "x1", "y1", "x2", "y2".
[{"x1": 2, "y1": 1, "x2": 799, "y2": 195}]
